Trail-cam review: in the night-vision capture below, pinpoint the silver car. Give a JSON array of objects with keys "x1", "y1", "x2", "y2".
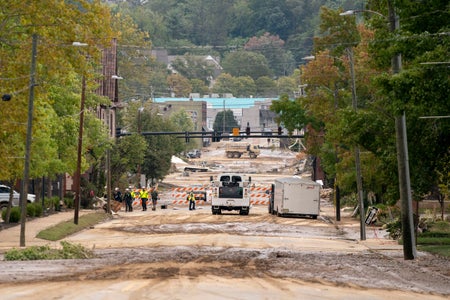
[{"x1": 0, "y1": 184, "x2": 36, "y2": 211}]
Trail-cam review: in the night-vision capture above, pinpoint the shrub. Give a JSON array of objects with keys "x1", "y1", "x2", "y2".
[
  {"x1": 1, "y1": 207, "x2": 21, "y2": 223},
  {"x1": 26, "y1": 203, "x2": 36, "y2": 217},
  {"x1": 52, "y1": 197, "x2": 61, "y2": 211},
  {"x1": 64, "y1": 195, "x2": 74, "y2": 209},
  {"x1": 384, "y1": 218, "x2": 402, "y2": 240},
  {"x1": 32, "y1": 202, "x2": 43, "y2": 217},
  {"x1": 4, "y1": 241, "x2": 94, "y2": 261}
]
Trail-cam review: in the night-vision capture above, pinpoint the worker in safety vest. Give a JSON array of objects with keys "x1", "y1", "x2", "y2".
[
  {"x1": 140, "y1": 188, "x2": 149, "y2": 211},
  {"x1": 132, "y1": 188, "x2": 140, "y2": 208},
  {"x1": 187, "y1": 192, "x2": 196, "y2": 210}
]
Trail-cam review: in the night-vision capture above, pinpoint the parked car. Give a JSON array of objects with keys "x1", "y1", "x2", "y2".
[
  {"x1": 186, "y1": 149, "x2": 201, "y2": 158},
  {"x1": 0, "y1": 185, "x2": 36, "y2": 212}
]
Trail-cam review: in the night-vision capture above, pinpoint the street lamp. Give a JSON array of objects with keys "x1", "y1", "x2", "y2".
[
  {"x1": 341, "y1": 3, "x2": 417, "y2": 259},
  {"x1": 19, "y1": 34, "x2": 38, "y2": 246},
  {"x1": 339, "y1": 9, "x2": 385, "y2": 18},
  {"x1": 137, "y1": 106, "x2": 144, "y2": 187},
  {"x1": 106, "y1": 75, "x2": 123, "y2": 213},
  {"x1": 73, "y1": 41, "x2": 88, "y2": 225}
]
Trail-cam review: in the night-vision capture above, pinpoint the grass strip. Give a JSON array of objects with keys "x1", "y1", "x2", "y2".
[{"x1": 36, "y1": 212, "x2": 111, "y2": 241}]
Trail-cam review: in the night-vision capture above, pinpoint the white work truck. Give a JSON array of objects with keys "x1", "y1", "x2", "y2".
[
  {"x1": 210, "y1": 173, "x2": 251, "y2": 215},
  {"x1": 269, "y1": 177, "x2": 321, "y2": 219}
]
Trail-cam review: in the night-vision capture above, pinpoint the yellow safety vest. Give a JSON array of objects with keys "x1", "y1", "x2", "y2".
[{"x1": 140, "y1": 189, "x2": 149, "y2": 199}]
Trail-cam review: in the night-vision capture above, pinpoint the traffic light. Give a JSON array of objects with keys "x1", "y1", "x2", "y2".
[
  {"x1": 212, "y1": 131, "x2": 222, "y2": 142},
  {"x1": 245, "y1": 122, "x2": 250, "y2": 136},
  {"x1": 115, "y1": 127, "x2": 122, "y2": 138},
  {"x1": 185, "y1": 131, "x2": 190, "y2": 143},
  {"x1": 278, "y1": 126, "x2": 282, "y2": 135}
]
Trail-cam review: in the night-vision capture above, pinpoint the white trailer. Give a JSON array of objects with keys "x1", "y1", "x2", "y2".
[{"x1": 269, "y1": 177, "x2": 321, "y2": 219}]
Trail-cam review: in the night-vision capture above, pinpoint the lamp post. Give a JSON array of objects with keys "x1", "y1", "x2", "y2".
[
  {"x1": 74, "y1": 74, "x2": 86, "y2": 225},
  {"x1": 341, "y1": 1, "x2": 417, "y2": 259},
  {"x1": 137, "y1": 106, "x2": 144, "y2": 187},
  {"x1": 73, "y1": 42, "x2": 88, "y2": 225},
  {"x1": 106, "y1": 75, "x2": 123, "y2": 213},
  {"x1": 19, "y1": 33, "x2": 38, "y2": 246}
]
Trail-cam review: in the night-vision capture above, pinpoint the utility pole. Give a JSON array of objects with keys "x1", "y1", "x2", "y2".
[
  {"x1": 347, "y1": 47, "x2": 366, "y2": 240},
  {"x1": 106, "y1": 105, "x2": 112, "y2": 214},
  {"x1": 74, "y1": 74, "x2": 86, "y2": 225},
  {"x1": 20, "y1": 33, "x2": 38, "y2": 246},
  {"x1": 388, "y1": 0, "x2": 416, "y2": 260}
]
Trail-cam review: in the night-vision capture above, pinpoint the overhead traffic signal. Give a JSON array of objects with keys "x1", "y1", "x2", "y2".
[
  {"x1": 245, "y1": 122, "x2": 250, "y2": 136},
  {"x1": 115, "y1": 127, "x2": 122, "y2": 138},
  {"x1": 278, "y1": 126, "x2": 282, "y2": 135}
]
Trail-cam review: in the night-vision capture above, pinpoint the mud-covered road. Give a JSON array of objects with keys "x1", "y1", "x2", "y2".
[
  {"x1": 0, "y1": 204, "x2": 449, "y2": 300},
  {"x1": 1, "y1": 146, "x2": 449, "y2": 299}
]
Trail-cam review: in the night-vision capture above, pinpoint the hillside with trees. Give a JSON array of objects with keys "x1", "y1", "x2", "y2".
[{"x1": 109, "y1": 0, "x2": 366, "y2": 98}]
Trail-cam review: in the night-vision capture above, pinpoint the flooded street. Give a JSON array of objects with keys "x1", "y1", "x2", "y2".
[
  {"x1": 0, "y1": 147, "x2": 449, "y2": 299},
  {"x1": 0, "y1": 205, "x2": 449, "y2": 299}
]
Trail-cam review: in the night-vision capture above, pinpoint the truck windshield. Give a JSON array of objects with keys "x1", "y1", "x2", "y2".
[{"x1": 219, "y1": 185, "x2": 243, "y2": 199}]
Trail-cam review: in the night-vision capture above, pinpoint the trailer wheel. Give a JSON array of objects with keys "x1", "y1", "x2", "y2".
[
  {"x1": 226, "y1": 152, "x2": 233, "y2": 158},
  {"x1": 233, "y1": 152, "x2": 240, "y2": 158}
]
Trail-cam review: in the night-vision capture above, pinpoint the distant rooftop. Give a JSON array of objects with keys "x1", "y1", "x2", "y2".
[{"x1": 154, "y1": 97, "x2": 274, "y2": 109}]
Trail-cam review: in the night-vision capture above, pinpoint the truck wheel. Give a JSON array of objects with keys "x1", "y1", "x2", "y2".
[
  {"x1": 226, "y1": 152, "x2": 233, "y2": 158},
  {"x1": 233, "y1": 152, "x2": 240, "y2": 158},
  {"x1": 249, "y1": 153, "x2": 256, "y2": 159}
]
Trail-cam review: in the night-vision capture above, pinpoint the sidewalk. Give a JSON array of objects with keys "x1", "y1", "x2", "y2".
[{"x1": 0, "y1": 210, "x2": 93, "y2": 251}]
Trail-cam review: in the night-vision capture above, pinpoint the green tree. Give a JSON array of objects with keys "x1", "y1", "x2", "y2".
[
  {"x1": 235, "y1": 76, "x2": 256, "y2": 97},
  {"x1": 213, "y1": 110, "x2": 239, "y2": 133},
  {"x1": 270, "y1": 94, "x2": 309, "y2": 135},
  {"x1": 167, "y1": 74, "x2": 192, "y2": 97},
  {"x1": 170, "y1": 54, "x2": 215, "y2": 81},
  {"x1": 190, "y1": 79, "x2": 210, "y2": 96},
  {"x1": 221, "y1": 50, "x2": 271, "y2": 80},
  {"x1": 276, "y1": 76, "x2": 298, "y2": 99},
  {"x1": 0, "y1": 0, "x2": 115, "y2": 185},
  {"x1": 212, "y1": 73, "x2": 236, "y2": 95},
  {"x1": 255, "y1": 76, "x2": 277, "y2": 97},
  {"x1": 244, "y1": 32, "x2": 296, "y2": 77}
]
